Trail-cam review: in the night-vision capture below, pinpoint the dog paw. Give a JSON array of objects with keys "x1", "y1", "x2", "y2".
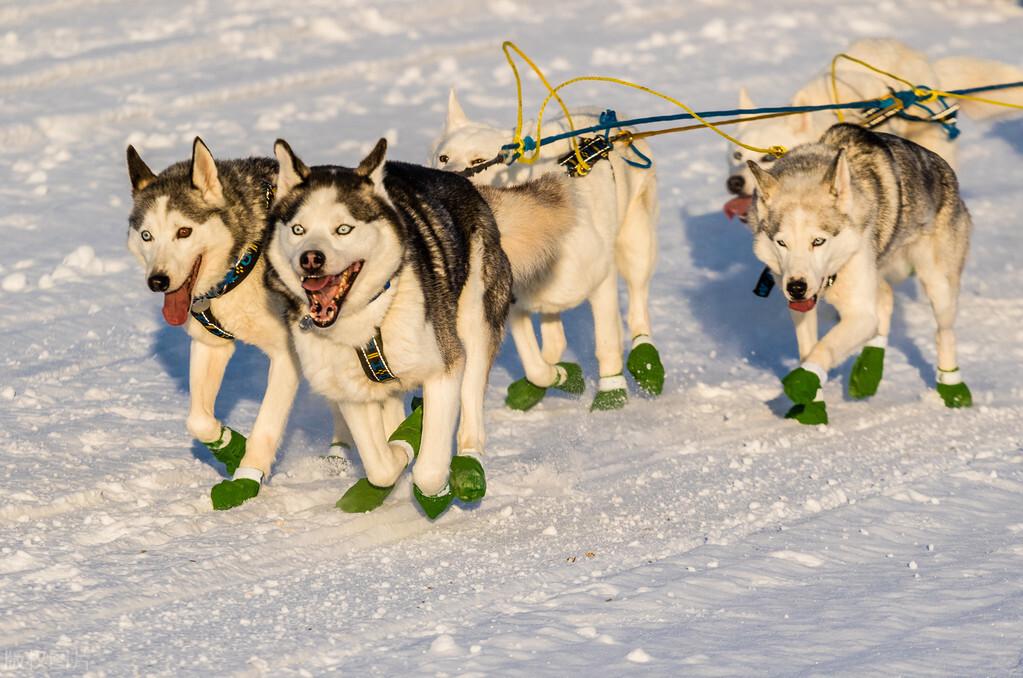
[
  {"x1": 552, "y1": 362, "x2": 585, "y2": 395},
  {"x1": 591, "y1": 388, "x2": 627, "y2": 412},
  {"x1": 937, "y1": 382, "x2": 972, "y2": 408},
  {"x1": 849, "y1": 346, "x2": 885, "y2": 399},
  {"x1": 413, "y1": 483, "x2": 454, "y2": 520},
  {"x1": 449, "y1": 455, "x2": 486, "y2": 503},
  {"x1": 336, "y1": 478, "x2": 395, "y2": 513},
  {"x1": 388, "y1": 404, "x2": 423, "y2": 457},
  {"x1": 784, "y1": 401, "x2": 829, "y2": 425},
  {"x1": 782, "y1": 367, "x2": 821, "y2": 405},
  {"x1": 627, "y1": 343, "x2": 665, "y2": 396},
  {"x1": 202, "y1": 426, "x2": 246, "y2": 476},
  {"x1": 506, "y1": 377, "x2": 547, "y2": 411},
  {"x1": 210, "y1": 478, "x2": 259, "y2": 510}
]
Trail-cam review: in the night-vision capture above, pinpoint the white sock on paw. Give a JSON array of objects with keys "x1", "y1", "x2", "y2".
[
  {"x1": 937, "y1": 367, "x2": 962, "y2": 385},
  {"x1": 232, "y1": 466, "x2": 263, "y2": 483},
  {"x1": 599, "y1": 374, "x2": 627, "y2": 392}
]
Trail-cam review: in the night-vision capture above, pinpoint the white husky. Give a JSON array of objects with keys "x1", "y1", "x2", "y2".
[
  {"x1": 724, "y1": 38, "x2": 1023, "y2": 220},
  {"x1": 432, "y1": 90, "x2": 664, "y2": 411}
]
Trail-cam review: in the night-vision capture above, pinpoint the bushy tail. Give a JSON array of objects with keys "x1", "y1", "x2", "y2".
[
  {"x1": 478, "y1": 173, "x2": 577, "y2": 295},
  {"x1": 934, "y1": 56, "x2": 1023, "y2": 121}
]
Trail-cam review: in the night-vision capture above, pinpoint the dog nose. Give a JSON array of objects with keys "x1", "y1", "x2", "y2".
[
  {"x1": 147, "y1": 273, "x2": 170, "y2": 292},
  {"x1": 786, "y1": 278, "x2": 808, "y2": 300},
  {"x1": 300, "y1": 250, "x2": 325, "y2": 272},
  {"x1": 726, "y1": 175, "x2": 746, "y2": 195}
]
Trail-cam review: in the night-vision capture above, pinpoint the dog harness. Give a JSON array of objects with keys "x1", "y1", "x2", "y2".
[
  {"x1": 188, "y1": 182, "x2": 275, "y2": 341},
  {"x1": 357, "y1": 329, "x2": 399, "y2": 383}
]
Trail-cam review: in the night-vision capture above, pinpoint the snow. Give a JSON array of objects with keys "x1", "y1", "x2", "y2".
[{"x1": 1, "y1": 0, "x2": 1022, "y2": 674}]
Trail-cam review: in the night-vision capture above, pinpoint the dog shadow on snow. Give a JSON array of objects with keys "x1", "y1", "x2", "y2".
[
  {"x1": 152, "y1": 322, "x2": 331, "y2": 475},
  {"x1": 682, "y1": 209, "x2": 935, "y2": 405}
]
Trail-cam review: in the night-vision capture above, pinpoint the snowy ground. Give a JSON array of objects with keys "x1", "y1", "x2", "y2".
[{"x1": 2, "y1": 0, "x2": 1023, "y2": 674}]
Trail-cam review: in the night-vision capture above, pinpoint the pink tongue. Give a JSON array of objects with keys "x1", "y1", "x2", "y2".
[
  {"x1": 723, "y1": 195, "x2": 752, "y2": 221},
  {"x1": 302, "y1": 276, "x2": 335, "y2": 292},
  {"x1": 788, "y1": 298, "x2": 817, "y2": 313},
  {"x1": 162, "y1": 286, "x2": 191, "y2": 326}
]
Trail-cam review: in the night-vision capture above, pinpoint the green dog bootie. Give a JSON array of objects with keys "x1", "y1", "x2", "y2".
[
  {"x1": 937, "y1": 381, "x2": 972, "y2": 408},
  {"x1": 336, "y1": 478, "x2": 395, "y2": 513},
  {"x1": 450, "y1": 455, "x2": 486, "y2": 503},
  {"x1": 785, "y1": 401, "x2": 829, "y2": 425},
  {"x1": 782, "y1": 366, "x2": 823, "y2": 405},
  {"x1": 211, "y1": 478, "x2": 260, "y2": 510},
  {"x1": 627, "y1": 340, "x2": 665, "y2": 396},
  {"x1": 591, "y1": 374, "x2": 628, "y2": 411},
  {"x1": 506, "y1": 377, "x2": 547, "y2": 411},
  {"x1": 202, "y1": 426, "x2": 246, "y2": 476},
  {"x1": 413, "y1": 483, "x2": 455, "y2": 520},
  {"x1": 389, "y1": 404, "x2": 423, "y2": 457},
  {"x1": 849, "y1": 346, "x2": 885, "y2": 399},
  {"x1": 552, "y1": 362, "x2": 585, "y2": 395}
]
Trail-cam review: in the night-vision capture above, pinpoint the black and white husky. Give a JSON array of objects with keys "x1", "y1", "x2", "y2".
[
  {"x1": 126, "y1": 139, "x2": 351, "y2": 510},
  {"x1": 266, "y1": 138, "x2": 569, "y2": 518}
]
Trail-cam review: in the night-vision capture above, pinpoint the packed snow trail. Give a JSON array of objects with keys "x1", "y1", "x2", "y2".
[{"x1": 1, "y1": 0, "x2": 1022, "y2": 674}]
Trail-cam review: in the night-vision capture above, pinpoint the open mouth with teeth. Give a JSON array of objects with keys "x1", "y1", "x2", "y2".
[
  {"x1": 162, "y1": 256, "x2": 202, "y2": 326},
  {"x1": 301, "y1": 260, "x2": 363, "y2": 327}
]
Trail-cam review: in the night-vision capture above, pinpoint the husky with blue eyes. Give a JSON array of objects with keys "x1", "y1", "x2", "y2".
[{"x1": 746, "y1": 123, "x2": 974, "y2": 425}]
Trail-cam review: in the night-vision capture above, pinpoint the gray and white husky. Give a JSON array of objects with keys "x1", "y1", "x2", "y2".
[
  {"x1": 746, "y1": 123, "x2": 974, "y2": 425},
  {"x1": 126, "y1": 139, "x2": 351, "y2": 510},
  {"x1": 431, "y1": 90, "x2": 663, "y2": 412},
  {"x1": 266, "y1": 138, "x2": 569, "y2": 518}
]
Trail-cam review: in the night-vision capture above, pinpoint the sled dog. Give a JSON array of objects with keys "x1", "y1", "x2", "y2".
[
  {"x1": 266, "y1": 137, "x2": 567, "y2": 519},
  {"x1": 725, "y1": 38, "x2": 1023, "y2": 221},
  {"x1": 746, "y1": 123, "x2": 974, "y2": 425},
  {"x1": 126, "y1": 139, "x2": 351, "y2": 510},
  {"x1": 431, "y1": 90, "x2": 664, "y2": 412}
]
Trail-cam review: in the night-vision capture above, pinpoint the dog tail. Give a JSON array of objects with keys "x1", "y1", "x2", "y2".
[
  {"x1": 934, "y1": 56, "x2": 1023, "y2": 121},
  {"x1": 479, "y1": 173, "x2": 577, "y2": 294}
]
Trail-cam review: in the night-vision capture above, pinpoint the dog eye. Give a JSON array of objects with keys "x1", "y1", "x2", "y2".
[
  {"x1": 176, "y1": 227, "x2": 192, "y2": 239},
  {"x1": 438, "y1": 154, "x2": 449, "y2": 164},
  {"x1": 336, "y1": 224, "x2": 354, "y2": 235},
  {"x1": 812, "y1": 237, "x2": 827, "y2": 247},
  {"x1": 140, "y1": 230, "x2": 153, "y2": 242},
  {"x1": 760, "y1": 154, "x2": 775, "y2": 163},
  {"x1": 733, "y1": 151, "x2": 742, "y2": 161},
  {"x1": 291, "y1": 224, "x2": 305, "y2": 236},
  {"x1": 470, "y1": 157, "x2": 487, "y2": 166},
  {"x1": 776, "y1": 239, "x2": 787, "y2": 248}
]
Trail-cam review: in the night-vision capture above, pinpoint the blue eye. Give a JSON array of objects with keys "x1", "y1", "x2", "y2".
[
  {"x1": 141, "y1": 230, "x2": 153, "y2": 242},
  {"x1": 812, "y1": 237, "x2": 827, "y2": 247},
  {"x1": 291, "y1": 224, "x2": 305, "y2": 236},
  {"x1": 336, "y1": 224, "x2": 354, "y2": 235}
]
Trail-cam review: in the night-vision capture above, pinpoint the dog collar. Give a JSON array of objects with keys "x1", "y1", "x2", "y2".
[
  {"x1": 356, "y1": 329, "x2": 399, "y2": 384},
  {"x1": 189, "y1": 241, "x2": 263, "y2": 341}
]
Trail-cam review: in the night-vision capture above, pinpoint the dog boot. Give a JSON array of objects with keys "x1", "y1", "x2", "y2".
[
  {"x1": 202, "y1": 425, "x2": 246, "y2": 476},
  {"x1": 336, "y1": 478, "x2": 395, "y2": 513},
  {"x1": 785, "y1": 401, "x2": 829, "y2": 425},
  {"x1": 211, "y1": 467, "x2": 262, "y2": 510},
  {"x1": 413, "y1": 483, "x2": 455, "y2": 520},
  {"x1": 591, "y1": 374, "x2": 628, "y2": 411},
  {"x1": 782, "y1": 364, "x2": 825, "y2": 405},
  {"x1": 389, "y1": 404, "x2": 423, "y2": 457},
  {"x1": 506, "y1": 377, "x2": 547, "y2": 411},
  {"x1": 936, "y1": 368, "x2": 972, "y2": 408},
  {"x1": 627, "y1": 336, "x2": 665, "y2": 396},
  {"x1": 449, "y1": 454, "x2": 486, "y2": 503},
  {"x1": 551, "y1": 362, "x2": 585, "y2": 395},
  {"x1": 849, "y1": 345, "x2": 885, "y2": 399}
]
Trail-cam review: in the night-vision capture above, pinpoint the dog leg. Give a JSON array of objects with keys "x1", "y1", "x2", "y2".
[
  {"x1": 412, "y1": 369, "x2": 463, "y2": 519},
  {"x1": 789, "y1": 304, "x2": 819, "y2": 362},
  {"x1": 506, "y1": 309, "x2": 582, "y2": 410},
  {"x1": 539, "y1": 313, "x2": 567, "y2": 364},
  {"x1": 211, "y1": 351, "x2": 300, "y2": 510},
  {"x1": 589, "y1": 271, "x2": 627, "y2": 411},
  {"x1": 914, "y1": 242, "x2": 972, "y2": 408},
  {"x1": 186, "y1": 339, "x2": 238, "y2": 469},
  {"x1": 335, "y1": 400, "x2": 411, "y2": 513},
  {"x1": 849, "y1": 280, "x2": 892, "y2": 399},
  {"x1": 329, "y1": 402, "x2": 354, "y2": 453}
]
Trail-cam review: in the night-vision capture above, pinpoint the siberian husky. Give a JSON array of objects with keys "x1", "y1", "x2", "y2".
[
  {"x1": 725, "y1": 38, "x2": 1023, "y2": 221},
  {"x1": 431, "y1": 90, "x2": 664, "y2": 411},
  {"x1": 746, "y1": 123, "x2": 974, "y2": 425},
  {"x1": 126, "y1": 139, "x2": 352, "y2": 510},
  {"x1": 266, "y1": 138, "x2": 572, "y2": 519}
]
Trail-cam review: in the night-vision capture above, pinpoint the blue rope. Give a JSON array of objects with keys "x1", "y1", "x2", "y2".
[
  {"x1": 501, "y1": 80, "x2": 1023, "y2": 158},
  {"x1": 599, "y1": 109, "x2": 653, "y2": 169}
]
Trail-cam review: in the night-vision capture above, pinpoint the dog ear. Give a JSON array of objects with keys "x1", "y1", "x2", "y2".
[
  {"x1": 191, "y1": 137, "x2": 224, "y2": 205},
  {"x1": 823, "y1": 149, "x2": 853, "y2": 212},
  {"x1": 127, "y1": 146, "x2": 156, "y2": 195},
  {"x1": 355, "y1": 138, "x2": 387, "y2": 187},
  {"x1": 747, "y1": 160, "x2": 778, "y2": 202},
  {"x1": 273, "y1": 139, "x2": 310, "y2": 201},
  {"x1": 738, "y1": 87, "x2": 756, "y2": 119},
  {"x1": 787, "y1": 93, "x2": 813, "y2": 135},
  {"x1": 446, "y1": 88, "x2": 468, "y2": 131}
]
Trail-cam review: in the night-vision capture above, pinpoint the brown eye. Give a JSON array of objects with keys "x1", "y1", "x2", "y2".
[
  {"x1": 177, "y1": 227, "x2": 192, "y2": 239},
  {"x1": 438, "y1": 154, "x2": 449, "y2": 164},
  {"x1": 470, "y1": 158, "x2": 487, "y2": 166}
]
